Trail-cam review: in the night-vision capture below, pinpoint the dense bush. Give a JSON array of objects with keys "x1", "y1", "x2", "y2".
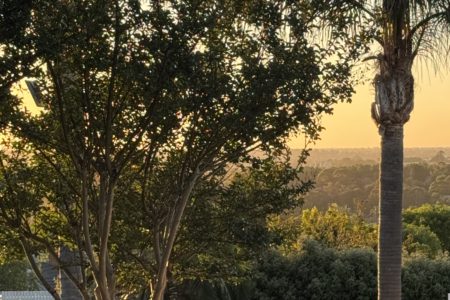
[
  {"x1": 252, "y1": 241, "x2": 377, "y2": 300},
  {"x1": 251, "y1": 240, "x2": 450, "y2": 300},
  {"x1": 403, "y1": 204, "x2": 450, "y2": 252},
  {"x1": 176, "y1": 280, "x2": 253, "y2": 300},
  {"x1": 402, "y1": 223, "x2": 442, "y2": 258},
  {"x1": 403, "y1": 258, "x2": 450, "y2": 300},
  {"x1": 299, "y1": 205, "x2": 377, "y2": 250}
]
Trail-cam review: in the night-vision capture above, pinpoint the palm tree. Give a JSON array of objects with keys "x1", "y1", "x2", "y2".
[
  {"x1": 371, "y1": 1, "x2": 449, "y2": 299},
  {"x1": 325, "y1": 0, "x2": 450, "y2": 298},
  {"x1": 372, "y1": 2, "x2": 414, "y2": 299}
]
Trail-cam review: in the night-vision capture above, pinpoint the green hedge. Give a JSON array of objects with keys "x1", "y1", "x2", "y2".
[
  {"x1": 252, "y1": 241, "x2": 450, "y2": 300},
  {"x1": 252, "y1": 241, "x2": 376, "y2": 300},
  {"x1": 403, "y1": 258, "x2": 450, "y2": 300}
]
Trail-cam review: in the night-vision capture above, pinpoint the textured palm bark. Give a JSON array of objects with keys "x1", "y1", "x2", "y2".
[
  {"x1": 378, "y1": 125, "x2": 403, "y2": 300},
  {"x1": 372, "y1": 61, "x2": 413, "y2": 300}
]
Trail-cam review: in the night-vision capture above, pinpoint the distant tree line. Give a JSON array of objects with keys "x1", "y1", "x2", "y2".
[{"x1": 304, "y1": 162, "x2": 450, "y2": 220}]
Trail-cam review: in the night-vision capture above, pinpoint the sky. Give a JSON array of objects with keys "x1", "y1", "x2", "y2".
[{"x1": 288, "y1": 68, "x2": 450, "y2": 149}]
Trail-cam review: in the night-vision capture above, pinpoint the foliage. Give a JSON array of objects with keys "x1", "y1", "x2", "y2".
[
  {"x1": 403, "y1": 203, "x2": 450, "y2": 252},
  {"x1": 0, "y1": 259, "x2": 39, "y2": 290},
  {"x1": 299, "y1": 205, "x2": 377, "y2": 250},
  {"x1": 304, "y1": 162, "x2": 450, "y2": 219},
  {"x1": 272, "y1": 202, "x2": 449, "y2": 260},
  {"x1": 428, "y1": 175, "x2": 450, "y2": 202},
  {"x1": 402, "y1": 223, "x2": 442, "y2": 258},
  {"x1": 111, "y1": 152, "x2": 312, "y2": 295},
  {"x1": 304, "y1": 164, "x2": 379, "y2": 219},
  {"x1": 252, "y1": 240, "x2": 377, "y2": 300},
  {"x1": 0, "y1": 0, "x2": 366, "y2": 298},
  {"x1": 174, "y1": 155, "x2": 311, "y2": 281},
  {"x1": 271, "y1": 204, "x2": 377, "y2": 253},
  {"x1": 403, "y1": 258, "x2": 450, "y2": 300},
  {"x1": 0, "y1": 0, "x2": 36, "y2": 91},
  {"x1": 251, "y1": 240, "x2": 450, "y2": 300},
  {"x1": 175, "y1": 279, "x2": 253, "y2": 300}
]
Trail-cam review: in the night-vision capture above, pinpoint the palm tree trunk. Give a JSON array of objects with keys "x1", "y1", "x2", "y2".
[{"x1": 378, "y1": 125, "x2": 403, "y2": 300}]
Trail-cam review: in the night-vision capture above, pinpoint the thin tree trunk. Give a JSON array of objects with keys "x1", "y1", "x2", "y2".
[
  {"x1": 152, "y1": 174, "x2": 199, "y2": 300},
  {"x1": 378, "y1": 125, "x2": 403, "y2": 300},
  {"x1": 20, "y1": 237, "x2": 61, "y2": 300}
]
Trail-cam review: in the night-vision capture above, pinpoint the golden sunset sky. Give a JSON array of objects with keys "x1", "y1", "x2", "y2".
[{"x1": 289, "y1": 69, "x2": 450, "y2": 149}]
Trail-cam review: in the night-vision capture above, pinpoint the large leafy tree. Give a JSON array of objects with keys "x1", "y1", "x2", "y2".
[
  {"x1": 1, "y1": 0, "x2": 362, "y2": 299},
  {"x1": 0, "y1": 145, "x2": 308, "y2": 298}
]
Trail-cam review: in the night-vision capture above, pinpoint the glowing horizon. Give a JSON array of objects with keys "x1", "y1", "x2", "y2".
[{"x1": 289, "y1": 69, "x2": 450, "y2": 149}]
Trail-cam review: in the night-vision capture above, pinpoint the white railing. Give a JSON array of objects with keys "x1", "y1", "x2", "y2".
[{"x1": 0, "y1": 291, "x2": 53, "y2": 300}]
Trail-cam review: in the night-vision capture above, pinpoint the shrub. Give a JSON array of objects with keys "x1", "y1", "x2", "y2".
[
  {"x1": 403, "y1": 223, "x2": 442, "y2": 258},
  {"x1": 403, "y1": 258, "x2": 450, "y2": 300},
  {"x1": 252, "y1": 240, "x2": 450, "y2": 300},
  {"x1": 252, "y1": 241, "x2": 376, "y2": 300},
  {"x1": 403, "y1": 204, "x2": 450, "y2": 252}
]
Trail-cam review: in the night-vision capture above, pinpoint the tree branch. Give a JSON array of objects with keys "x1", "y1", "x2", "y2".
[
  {"x1": 408, "y1": 11, "x2": 445, "y2": 41},
  {"x1": 20, "y1": 236, "x2": 61, "y2": 300}
]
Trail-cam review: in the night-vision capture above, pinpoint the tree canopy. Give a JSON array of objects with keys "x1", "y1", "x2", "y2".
[{"x1": 0, "y1": 0, "x2": 365, "y2": 298}]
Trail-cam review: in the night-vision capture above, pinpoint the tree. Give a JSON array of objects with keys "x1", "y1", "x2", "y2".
[
  {"x1": 402, "y1": 223, "x2": 442, "y2": 258},
  {"x1": 317, "y1": 1, "x2": 450, "y2": 298},
  {"x1": 403, "y1": 204, "x2": 450, "y2": 252},
  {"x1": 299, "y1": 205, "x2": 377, "y2": 250},
  {"x1": 430, "y1": 150, "x2": 448, "y2": 164},
  {"x1": 0, "y1": 260, "x2": 39, "y2": 290},
  {"x1": 0, "y1": 142, "x2": 81, "y2": 299},
  {"x1": 428, "y1": 175, "x2": 450, "y2": 202},
  {"x1": 270, "y1": 205, "x2": 378, "y2": 253},
  {"x1": 303, "y1": 165, "x2": 379, "y2": 217},
  {"x1": 112, "y1": 152, "x2": 311, "y2": 298},
  {"x1": 2, "y1": 0, "x2": 362, "y2": 299}
]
